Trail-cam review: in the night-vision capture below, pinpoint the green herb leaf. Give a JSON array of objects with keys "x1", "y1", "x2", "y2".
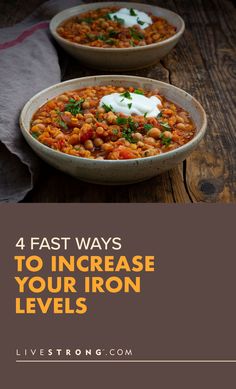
[
  {"x1": 144, "y1": 112, "x2": 148, "y2": 118},
  {"x1": 57, "y1": 119, "x2": 68, "y2": 130},
  {"x1": 32, "y1": 132, "x2": 40, "y2": 139},
  {"x1": 112, "y1": 129, "x2": 119, "y2": 135},
  {"x1": 102, "y1": 103, "x2": 114, "y2": 112},
  {"x1": 160, "y1": 132, "x2": 172, "y2": 146},
  {"x1": 105, "y1": 13, "x2": 112, "y2": 20},
  {"x1": 129, "y1": 28, "x2": 144, "y2": 40},
  {"x1": 159, "y1": 121, "x2": 171, "y2": 130},
  {"x1": 143, "y1": 124, "x2": 153, "y2": 132},
  {"x1": 116, "y1": 117, "x2": 128, "y2": 125},
  {"x1": 129, "y1": 40, "x2": 136, "y2": 47},
  {"x1": 65, "y1": 98, "x2": 85, "y2": 116},
  {"x1": 105, "y1": 39, "x2": 115, "y2": 45},
  {"x1": 122, "y1": 128, "x2": 137, "y2": 143},
  {"x1": 128, "y1": 117, "x2": 139, "y2": 132},
  {"x1": 78, "y1": 17, "x2": 93, "y2": 24},
  {"x1": 109, "y1": 30, "x2": 119, "y2": 37},
  {"x1": 113, "y1": 15, "x2": 125, "y2": 24},
  {"x1": 157, "y1": 111, "x2": 163, "y2": 118},
  {"x1": 134, "y1": 89, "x2": 144, "y2": 95},
  {"x1": 97, "y1": 34, "x2": 106, "y2": 41},
  {"x1": 120, "y1": 91, "x2": 132, "y2": 100},
  {"x1": 128, "y1": 103, "x2": 132, "y2": 109},
  {"x1": 137, "y1": 19, "x2": 145, "y2": 26},
  {"x1": 130, "y1": 8, "x2": 137, "y2": 16}
]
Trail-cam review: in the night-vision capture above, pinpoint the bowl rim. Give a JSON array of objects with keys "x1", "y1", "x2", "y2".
[
  {"x1": 49, "y1": 1, "x2": 185, "y2": 53},
  {"x1": 20, "y1": 75, "x2": 207, "y2": 165}
]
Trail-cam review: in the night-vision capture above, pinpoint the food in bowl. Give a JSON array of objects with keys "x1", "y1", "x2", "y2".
[
  {"x1": 30, "y1": 85, "x2": 196, "y2": 160},
  {"x1": 56, "y1": 6, "x2": 177, "y2": 48}
]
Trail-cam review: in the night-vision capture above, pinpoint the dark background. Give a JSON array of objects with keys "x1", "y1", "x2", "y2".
[{"x1": 0, "y1": 0, "x2": 235, "y2": 203}]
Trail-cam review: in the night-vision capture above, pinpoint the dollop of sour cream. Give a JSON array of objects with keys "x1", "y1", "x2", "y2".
[
  {"x1": 109, "y1": 8, "x2": 152, "y2": 29},
  {"x1": 99, "y1": 92, "x2": 162, "y2": 117}
]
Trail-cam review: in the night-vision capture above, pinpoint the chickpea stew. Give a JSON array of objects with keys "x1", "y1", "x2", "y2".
[
  {"x1": 57, "y1": 7, "x2": 177, "y2": 48},
  {"x1": 30, "y1": 86, "x2": 196, "y2": 160}
]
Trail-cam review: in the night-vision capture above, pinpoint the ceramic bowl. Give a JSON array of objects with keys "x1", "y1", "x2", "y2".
[
  {"x1": 49, "y1": 2, "x2": 185, "y2": 71},
  {"x1": 20, "y1": 75, "x2": 207, "y2": 185}
]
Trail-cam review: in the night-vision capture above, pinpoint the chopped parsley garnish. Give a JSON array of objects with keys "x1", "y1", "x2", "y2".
[
  {"x1": 134, "y1": 89, "x2": 144, "y2": 95},
  {"x1": 109, "y1": 30, "x2": 119, "y2": 37},
  {"x1": 120, "y1": 91, "x2": 132, "y2": 100},
  {"x1": 160, "y1": 132, "x2": 172, "y2": 146},
  {"x1": 128, "y1": 103, "x2": 132, "y2": 109},
  {"x1": 122, "y1": 128, "x2": 137, "y2": 143},
  {"x1": 116, "y1": 116, "x2": 139, "y2": 142},
  {"x1": 78, "y1": 17, "x2": 93, "y2": 24},
  {"x1": 65, "y1": 98, "x2": 84, "y2": 116},
  {"x1": 143, "y1": 124, "x2": 153, "y2": 132},
  {"x1": 102, "y1": 103, "x2": 114, "y2": 112},
  {"x1": 97, "y1": 34, "x2": 106, "y2": 41},
  {"x1": 129, "y1": 40, "x2": 136, "y2": 47},
  {"x1": 159, "y1": 121, "x2": 171, "y2": 130},
  {"x1": 116, "y1": 117, "x2": 128, "y2": 125},
  {"x1": 105, "y1": 13, "x2": 112, "y2": 20},
  {"x1": 105, "y1": 39, "x2": 115, "y2": 45},
  {"x1": 112, "y1": 129, "x2": 119, "y2": 135},
  {"x1": 137, "y1": 19, "x2": 145, "y2": 26},
  {"x1": 57, "y1": 118, "x2": 68, "y2": 130},
  {"x1": 32, "y1": 132, "x2": 40, "y2": 139},
  {"x1": 129, "y1": 28, "x2": 144, "y2": 40},
  {"x1": 144, "y1": 112, "x2": 148, "y2": 118},
  {"x1": 157, "y1": 111, "x2": 163, "y2": 118},
  {"x1": 114, "y1": 15, "x2": 125, "y2": 24},
  {"x1": 130, "y1": 8, "x2": 137, "y2": 16}
]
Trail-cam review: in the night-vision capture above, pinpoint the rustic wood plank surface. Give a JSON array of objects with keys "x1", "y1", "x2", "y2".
[{"x1": 0, "y1": 0, "x2": 235, "y2": 202}]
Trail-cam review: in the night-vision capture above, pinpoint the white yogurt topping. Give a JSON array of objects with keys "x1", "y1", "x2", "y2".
[
  {"x1": 99, "y1": 92, "x2": 161, "y2": 117},
  {"x1": 109, "y1": 8, "x2": 152, "y2": 29}
]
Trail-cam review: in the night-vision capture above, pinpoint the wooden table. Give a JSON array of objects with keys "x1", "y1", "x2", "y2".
[{"x1": 1, "y1": 0, "x2": 235, "y2": 202}]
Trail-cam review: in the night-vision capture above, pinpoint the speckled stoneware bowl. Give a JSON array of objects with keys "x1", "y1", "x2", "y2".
[
  {"x1": 49, "y1": 2, "x2": 185, "y2": 70},
  {"x1": 20, "y1": 75, "x2": 207, "y2": 185}
]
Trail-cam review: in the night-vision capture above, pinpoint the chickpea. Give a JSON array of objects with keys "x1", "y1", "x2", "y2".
[
  {"x1": 101, "y1": 143, "x2": 113, "y2": 152},
  {"x1": 68, "y1": 134, "x2": 80, "y2": 145},
  {"x1": 176, "y1": 115, "x2": 185, "y2": 123},
  {"x1": 82, "y1": 101, "x2": 90, "y2": 109},
  {"x1": 96, "y1": 156, "x2": 104, "y2": 160},
  {"x1": 178, "y1": 112, "x2": 189, "y2": 122},
  {"x1": 137, "y1": 141, "x2": 144, "y2": 147},
  {"x1": 85, "y1": 117, "x2": 93, "y2": 124},
  {"x1": 73, "y1": 127, "x2": 80, "y2": 134},
  {"x1": 37, "y1": 123, "x2": 46, "y2": 131},
  {"x1": 145, "y1": 137, "x2": 156, "y2": 145},
  {"x1": 163, "y1": 131, "x2": 172, "y2": 139},
  {"x1": 32, "y1": 119, "x2": 43, "y2": 125},
  {"x1": 55, "y1": 133, "x2": 65, "y2": 140},
  {"x1": 57, "y1": 94, "x2": 69, "y2": 102},
  {"x1": 130, "y1": 144, "x2": 137, "y2": 150},
  {"x1": 107, "y1": 113, "x2": 117, "y2": 124},
  {"x1": 94, "y1": 138, "x2": 104, "y2": 147},
  {"x1": 176, "y1": 123, "x2": 186, "y2": 130},
  {"x1": 64, "y1": 111, "x2": 72, "y2": 117},
  {"x1": 132, "y1": 132, "x2": 143, "y2": 141},
  {"x1": 147, "y1": 128, "x2": 161, "y2": 139},
  {"x1": 152, "y1": 33, "x2": 160, "y2": 40},
  {"x1": 144, "y1": 149, "x2": 159, "y2": 157},
  {"x1": 71, "y1": 117, "x2": 78, "y2": 125},
  {"x1": 117, "y1": 87, "x2": 125, "y2": 93},
  {"x1": 84, "y1": 140, "x2": 94, "y2": 150},
  {"x1": 96, "y1": 126, "x2": 104, "y2": 135},
  {"x1": 97, "y1": 107, "x2": 105, "y2": 114}
]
